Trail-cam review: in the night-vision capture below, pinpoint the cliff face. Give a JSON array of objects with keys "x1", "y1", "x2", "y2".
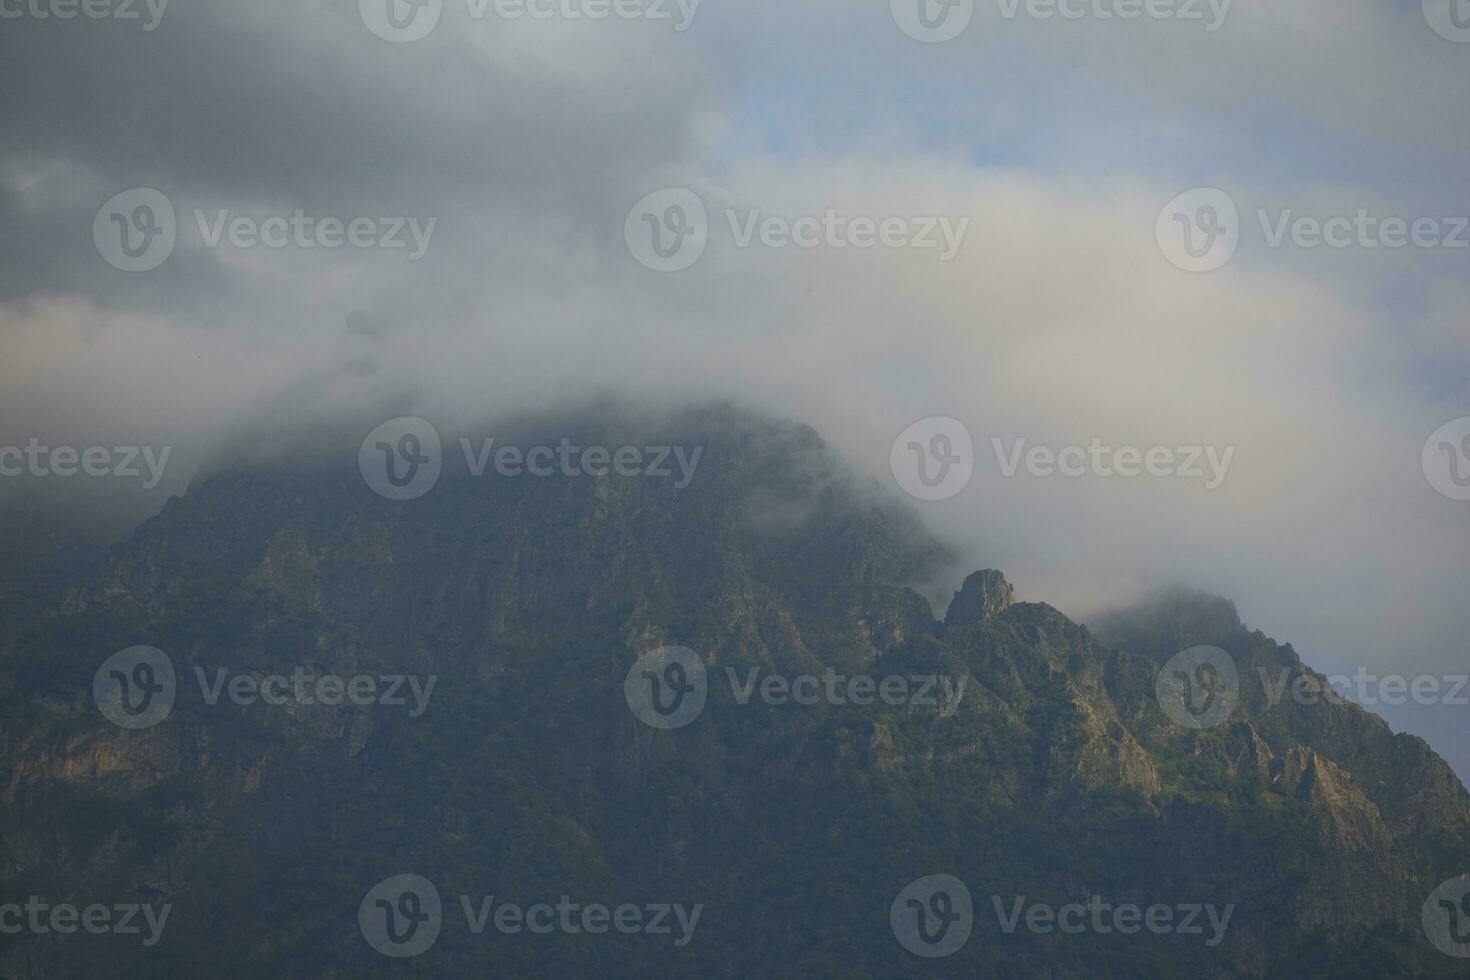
[{"x1": 1, "y1": 407, "x2": 1466, "y2": 978}]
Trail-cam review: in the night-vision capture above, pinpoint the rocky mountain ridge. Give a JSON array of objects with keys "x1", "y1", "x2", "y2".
[{"x1": 1, "y1": 407, "x2": 1466, "y2": 978}]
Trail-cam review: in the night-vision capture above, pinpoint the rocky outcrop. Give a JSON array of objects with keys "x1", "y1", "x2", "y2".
[{"x1": 943, "y1": 569, "x2": 1015, "y2": 627}]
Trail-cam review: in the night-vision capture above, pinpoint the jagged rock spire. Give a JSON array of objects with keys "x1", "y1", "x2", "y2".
[{"x1": 944, "y1": 569, "x2": 1015, "y2": 628}]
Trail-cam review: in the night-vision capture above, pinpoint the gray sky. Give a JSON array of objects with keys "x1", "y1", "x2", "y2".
[{"x1": 2, "y1": 0, "x2": 1468, "y2": 773}]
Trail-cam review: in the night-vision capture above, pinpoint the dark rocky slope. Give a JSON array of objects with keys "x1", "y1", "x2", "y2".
[{"x1": 1, "y1": 407, "x2": 1466, "y2": 978}]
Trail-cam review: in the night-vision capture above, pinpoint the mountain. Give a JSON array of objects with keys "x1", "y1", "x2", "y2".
[{"x1": 2, "y1": 405, "x2": 1467, "y2": 978}]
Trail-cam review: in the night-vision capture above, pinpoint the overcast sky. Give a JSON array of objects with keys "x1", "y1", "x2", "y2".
[{"x1": 2, "y1": 0, "x2": 1468, "y2": 774}]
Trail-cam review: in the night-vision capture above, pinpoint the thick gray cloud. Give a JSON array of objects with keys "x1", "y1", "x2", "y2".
[{"x1": 1, "y1": 0, "x2": 1468, "y2": 774}]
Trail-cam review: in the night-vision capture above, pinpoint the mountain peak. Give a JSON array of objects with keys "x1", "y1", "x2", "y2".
[
  {"x1": 944, "y1": 569, "x2": 1015, "y2": 627},
  {"x1": 1087, "y1": 586, "x2": 1246, "y2": 664}
]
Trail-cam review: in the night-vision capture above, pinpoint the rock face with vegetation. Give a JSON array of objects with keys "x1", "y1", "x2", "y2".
[{"x1": 1, "y1": 406, "x2": 1466, "y2": 978}]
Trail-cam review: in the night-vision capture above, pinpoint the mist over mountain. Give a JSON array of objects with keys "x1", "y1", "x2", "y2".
[
  {"x1": 5, "y1": 2, "x2": 1470, "y2": 793},
  {"x1": 4, "y1": 0, "x2": 1469, "y2": 975}
]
